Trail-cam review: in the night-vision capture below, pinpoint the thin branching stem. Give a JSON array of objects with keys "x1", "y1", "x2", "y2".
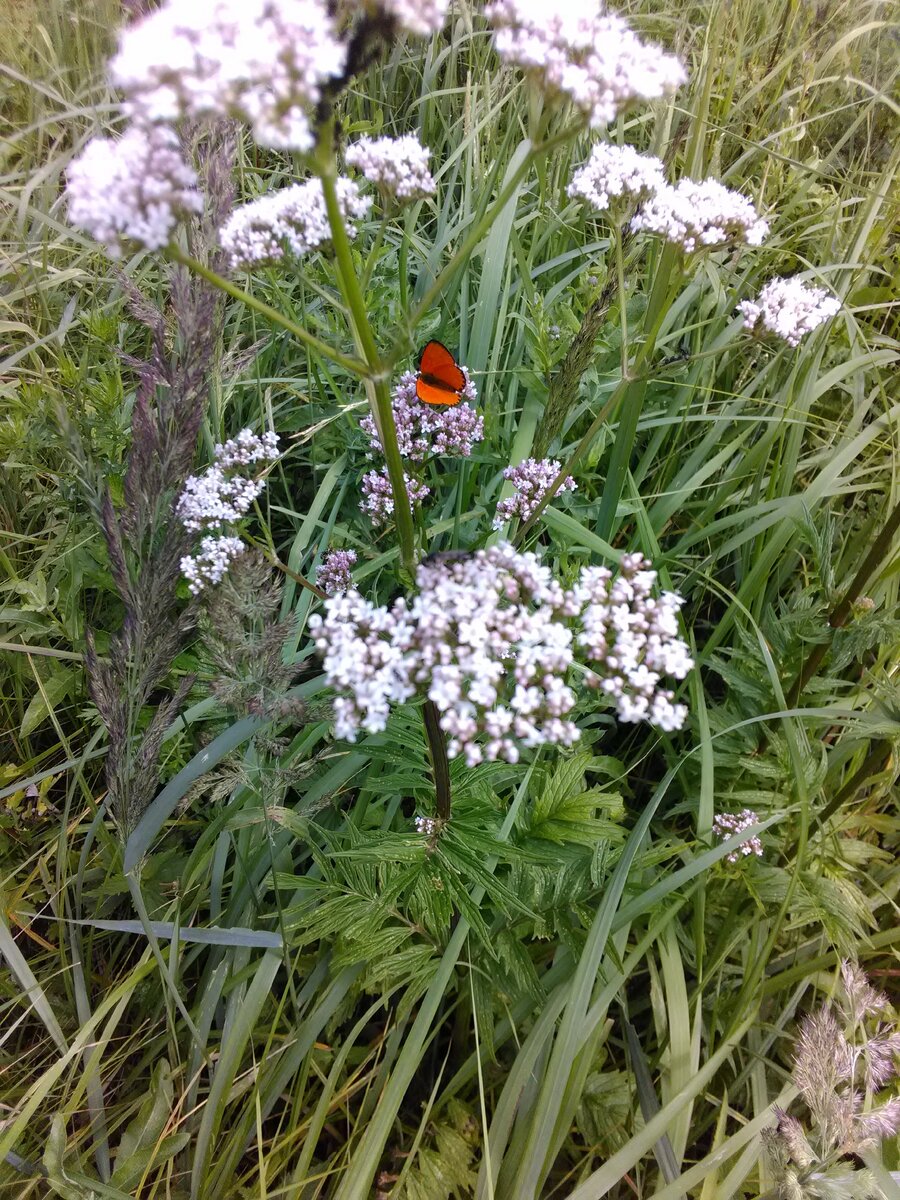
[{"x1": 167, "y1": 246, "x2": 367, "y2": 376}]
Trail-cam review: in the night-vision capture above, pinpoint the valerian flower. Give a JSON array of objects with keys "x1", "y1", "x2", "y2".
[
  {"x1": 712, "y1": 809, "x2": 764, "y2": 863},
  {"x1": 360, "y1": 468, "x2": 430, "y2": 526},
  {"x1": 346, "y1": 134, "x2": 436, "y2": 204},
  {"x1": 177, "y1": 429, "x2": 279, "y2": 592},
  {"x1": 485, "y1": 0, "x2": 685, "y2": 128},
  {"x1": 631, "y1": 178, "x2": 769, "y2": 251},
  {"x1": 181, "y1": 535, "x2": 246, "y2": 595},
  {"x1": 493, "y1": 457, "x2": 576, "y2": 528},
  {"x1": 110, "y1": 0, "x2": 347, "y2": 152},
  {"x1": 360, "y1": 370, "x2": 482, "y2": 462},
  {"x1": 568, "y1": 142, "x2": 665, "y2": 213},
  {"x1": 220, "y1": 178, "x2": 370, "y2": 268},
  {"x1": 316, "y1": 549, "x2": 358, "y2": 596},
  {"x1": 737, "y1": 277, "x2": 840, "y2": 347},
  {"x1": 309, "y1": 544, "x2": 692, "y2": 762},
  {"x1": 66, "y1": 125, "x2": 202, "y2": 257}
]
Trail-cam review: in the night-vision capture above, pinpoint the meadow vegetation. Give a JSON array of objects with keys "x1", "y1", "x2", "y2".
[{"x1": 1, "y1": 0, "x2": 899, "y2": 1196}]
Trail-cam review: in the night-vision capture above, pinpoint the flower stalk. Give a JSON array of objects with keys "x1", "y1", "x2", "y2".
[{"x1": 314, "y1": 120, "x2": 418, "y2": 583}]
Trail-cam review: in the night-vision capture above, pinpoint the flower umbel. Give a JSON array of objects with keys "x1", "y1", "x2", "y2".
[
  {"x1": 485, "y1": 0, "x2": 685, "y2": 129},
  {"x1": 631, "y1": 178, "x2": 769, "y2": 251},
  {"x1": 360, "y1": 370, "x2": 482, "y2": 462},
  {"x1": 181, "y1": 535, "x2": 246, "y2": 595},
  {"x1": 493, "y1": 457, "x2": 576, "y2": 529},
  {"x1": 737, "y1": 276, "x2": 840, "y2": 346},
  {"x1": 66, "y1": 126, "x2": 202, "y2": 258},
  {"x1": 360, "y1": 468, "x2": 430, "y2": 526},
  {"x1": 178, "y1": 429, "x2": 279, "y2": 592},
  {"x1": 346, "y1": 135, "x2": 436, "y2": 204},
  {"x1": 712, "y1": 809, "x2": 764, "y2": 862},
  {"x1": 568, "y1": 142, "x2": 665, "y2": 213},
  {"x1": 316, "y1": 549, "x2": 358, "y2": 596},
  {"x1": 310, "y1": 544, "x2": 692, "y2": 761},
  {"x1": 111, "y1": 0, "x2": 347, "y2": 152},
  {"x1": 221, "y1": 178, "x2": 370, "y2": 269}
]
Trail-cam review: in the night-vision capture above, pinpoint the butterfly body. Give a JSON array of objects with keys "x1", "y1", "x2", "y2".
[{"x1": 416, "y1": 340, "x2": 466, "y2": 406}]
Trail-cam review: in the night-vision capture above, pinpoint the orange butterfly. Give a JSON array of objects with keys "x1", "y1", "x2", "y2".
[{"x1": 416, "y1": 340, "x2": 467, "y2": 407}]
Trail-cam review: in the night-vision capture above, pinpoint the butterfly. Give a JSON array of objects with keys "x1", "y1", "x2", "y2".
[{"x1": 415, "y1": 340, "x2": 467, "y2": 407}]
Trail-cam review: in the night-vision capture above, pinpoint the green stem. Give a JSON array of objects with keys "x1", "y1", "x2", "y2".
[
  {"x1": 314, "y1": 121, "x2": 418, "y2": 582},
  {"x1": 594, "y1": 240, "x2": 682, "y2": 542},
  {"x1": 614, "y1": 221, "x2": 628, "y2": 376},
  {"x1": 166, "y1": 246, "x2": 367, "y2": 376},
  {"x1": 513, "y1": 267, "x2": 677, "y2": 548},
  {"x1": 423, "y1": 700, "x2": 452, "y2": 822}
]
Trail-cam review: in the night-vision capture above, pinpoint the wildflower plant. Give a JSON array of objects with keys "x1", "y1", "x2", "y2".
[{"x1": 32, "y1": 0, "x2": 894, "y2": 1195}]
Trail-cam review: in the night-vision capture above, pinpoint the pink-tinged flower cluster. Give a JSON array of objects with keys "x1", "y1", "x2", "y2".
[
  {"x1": 573, "y1": 552, "x2": 692, "y2": 730},
  {"x1": 220, "y1": 178, "x2": 370, "y2": 269},
  {"x1": 737, "y1": 277, "x2": 841, "y2": 347},
  {"x1": 360, "y1": 370, "x2": 482, "y2": 462},
  {"x1": 568, "y1": 142, "x2": 665, "y2": 212},
  {"x1": 712, "y1": 809, "x2": 764, "y2": 862},
  {"x1": 493, "y1": 457, "x2": 576, "y2": 529},
  {"x1": 316, "y1": 548, "x2": 358, "y2": 595},
  {"x1": 377, "y1": 0, "x2": 451, "y2": 36},
  {"x1": 181, "y1": 535, "x2": 246, "y2": 595},
  {"x1": 310, "y1": 589, "x2": 417, "y2": 738},
  {"x1": 309, "y1": 543, "x2": 692, "y2": 762},
  {"x1": 485, "y1": 0, "x2": 685, "y2": 129},
  {"x1": 178, "y1": 430, "x2": 279, "y2": 532},
  {"x1": 631, "y1": 178, "x2": 769, "y2": 251},
  {"x1": 178, "y1": 429, "x2": 278, "y2": 592},
  {"x1": 346, "y1": 135, "x2": 436, "y2": 204},
  {"x1": 65, "y1": 125, "x2": 202, "y2": 258},
  {"x1": 110, "y1": 0, "x2": 346, "y2": 153},
  {"x1": 360, "y1": 468, "x2": 430, "y2": 526}
]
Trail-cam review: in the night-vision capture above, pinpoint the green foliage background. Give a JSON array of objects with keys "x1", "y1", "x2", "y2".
[{"x1": 1, "y1": 0, "x2": 899, "y2": 1196}]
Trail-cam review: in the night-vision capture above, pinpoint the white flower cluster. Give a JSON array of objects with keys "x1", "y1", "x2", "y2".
[
  {"x1": 414, "y1": 814, "x2": 439, "y2": 835},
  {"x1": 346, "y1": 135, "x2": 436, "y2": 203},
  {"x1": 181, "y1": 535, "x2": 246, "y2": 596},
  {"x1": 65, "y1": 125, "x2": 202, "y2": 258},
  {"x1": 568, "y1": 142, "x2": 665, "y2": 212},
  {"x1": 360, "y1": 370, "x2": 482, "y2": 462},
  {"x1": 712, "y1": 808, "x2": 764, "y2": 863},
  {"x1": 309, "y1": 543, "x2": 692, "y2": 762},
  {"x1": 316, "y1": 548, "x2": 358, "y2": 595},
  {"x1": 110, "y1": 0, "x2": 346, "y2": 153},
  {"x1": 178, "y1": 429, "x2": 279, "y2": 592},
  {"x1": 737, "y1": 276, "x2": 841, "y2": 347},
  {"x1": 574, "y1": 552, "x2": 692, "y2": 730},
  {"x1": 215, "y1": 429, "x2": 281, "y2": 468},
  {"x1": 485, "y1": 0, "x2": 685, "y2": 129},
  {"x1": 493, "y1": 457, "x2": 576, "y2": 529},
  {"x1": 360, "y1": 468, "x2": 431, "y2": 526},
  {"x1": 377, "y1": 0, "x2": 451, "y2": 36},
  {"x1": 631, "y1": 177, "x2": 769, "y2": 252},
  {"x1": 220, "y1": 178, "x2": 370, "y2": 269},
  {"x1": 310, "y1": 588, "x2": 417, "y2": 737},
  {"x1": 178, "y1": 430, "x2": 280, "y2": 532}
]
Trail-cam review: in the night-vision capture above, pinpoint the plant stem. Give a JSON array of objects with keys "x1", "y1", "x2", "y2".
[
  {"x1": 787, "y1": 495, "x2": 900, "y2": 705},
  {"x1": 314, "y1": 120, "x2": 418, "y2": 583},
  {"x1": 166, "y1": 246, "x2": 367, "y2": 376},
  {"x1": 423, "y1": 700, "x2": 452, "y2": 822},
  {"x1": 594, "y1": 241, "x2": 681, "y2": 541}
]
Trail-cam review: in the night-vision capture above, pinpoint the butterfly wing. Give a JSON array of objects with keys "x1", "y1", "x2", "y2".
[{"x1": 416, "y1": 340, "x2": 466, "y2": 406}]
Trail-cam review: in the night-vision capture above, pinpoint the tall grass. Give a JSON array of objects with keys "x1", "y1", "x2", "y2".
[{"x1": 2, "y1": 0, "x2": 899, "y2": 1197}]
